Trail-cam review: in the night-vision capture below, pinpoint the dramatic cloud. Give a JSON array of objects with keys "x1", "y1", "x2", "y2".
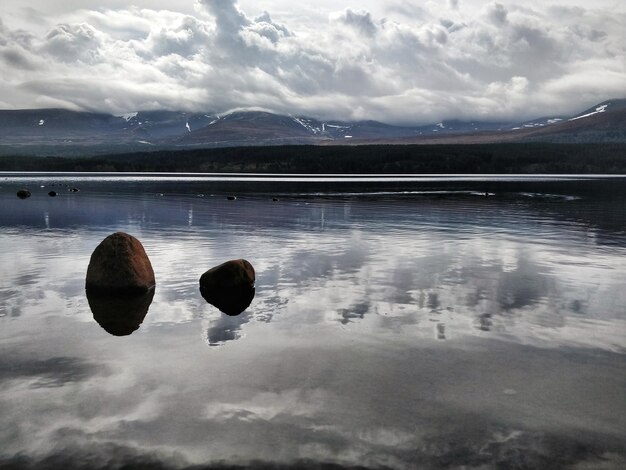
[
  {"x1": 41, "y1": 23, "x2": 104, "y2": 63},
  {"x1": 0, "y1": 0, "x2": 625, "y2": 122},
  {"x1": 331, "y1": 9, "x2": 378, "y2": 37}
]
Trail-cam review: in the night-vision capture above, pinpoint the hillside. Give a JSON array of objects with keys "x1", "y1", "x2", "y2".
[{"x1": 0, "y1": 99, "x2": 624, "y2": 156}]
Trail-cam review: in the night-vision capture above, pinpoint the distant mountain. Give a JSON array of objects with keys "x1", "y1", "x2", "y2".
[
  {"x1": 118, "y1": 111, "x2": 215, "y2": 139},
  {"x1": 354, "y1": 99, "x2": 626, "y2": 145},
  {"x1": 175, "y1": 112, "x2": 445, "y2": 145},
  {"x1": 516, "y1": 99, "x2": 626, "y2": 143},
  {"x1": 177, "y1": 111, "x2": 318, "y2": 146},
  {"x1": 0, "y1": 109, "x2": 124, "y2": 139},
  {"x1": 173, "y1": 100, "x2": 626, "y2": 147},
  {"x1": 0, "y1": 99, "x2": 624, "y2": 155}
]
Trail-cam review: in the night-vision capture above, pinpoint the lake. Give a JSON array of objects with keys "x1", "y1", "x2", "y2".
[{"x1": 1, "y1": 173, "x2": 625, "y2": 469}]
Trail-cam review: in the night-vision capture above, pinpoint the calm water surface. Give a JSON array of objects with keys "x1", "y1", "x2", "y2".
[{"x1": 0, "y1": 174, "x2": 625, "y2": 469}]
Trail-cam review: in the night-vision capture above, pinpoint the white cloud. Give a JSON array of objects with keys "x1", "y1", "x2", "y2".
[
  {"x1": 145, "y1": 16, "x2": 211, "y2": 58},
  {"x1": 330, "y1": 9, "x2": 378, "y2": 37},
  {"x1": 0, "y1": 0, "x2": 624, "y2": 123},
  {"x1": 41, "y1": 23, "x2": 104, "y2": 63},
  {"x1": 486, "y1": 2, "x2": 508, "y2": 26}
]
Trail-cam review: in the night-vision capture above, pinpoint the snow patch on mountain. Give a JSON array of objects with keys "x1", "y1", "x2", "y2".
[
  {"x1": 38, "y1": 119, "x2": 45, "y2": 126},
  {"x1": 569, "y1": 104, "x2": 608, "y2": 121},
  {"x1": 117, "y1": 112, "x2": 138, "y2": 122},
  {"x1": 293, "y1": 117, "x2": 320, "y2": 134}
]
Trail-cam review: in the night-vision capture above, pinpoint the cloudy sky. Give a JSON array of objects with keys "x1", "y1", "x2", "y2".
[{"x1": 1, "y1": 0, "x2": 625, "y2": 124}]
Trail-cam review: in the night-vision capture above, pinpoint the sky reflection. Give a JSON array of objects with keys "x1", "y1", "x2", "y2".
[{"x1": 0, "y1": 177, "x2": 625, "y2": 468}]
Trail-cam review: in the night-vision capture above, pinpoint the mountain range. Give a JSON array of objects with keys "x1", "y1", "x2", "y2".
[{"x1": 0, "y1": 99, "x2": 624, "y2": 155}]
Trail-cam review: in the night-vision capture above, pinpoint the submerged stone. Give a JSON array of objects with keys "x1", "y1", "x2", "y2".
[
  {"x1": 16, "y1": 189, "x2": 31, "y2": 199},
  {"x1": 199, "y1": 259, "x2": 255, "y2": 316},
  {"x1": 86, "y1": 232, "x2": 155, "y2": 295},
  {"x1": 48, "y1": 191, "x2": 57, "y2": 197}
]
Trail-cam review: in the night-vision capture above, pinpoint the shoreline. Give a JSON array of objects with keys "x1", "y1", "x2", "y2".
[{"x1": 1, "y1": 142, "x2": 626, "y2": 175}]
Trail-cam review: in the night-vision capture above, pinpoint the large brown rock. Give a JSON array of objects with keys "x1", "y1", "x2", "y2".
[
  {"x1": 199, "y1": 259, "x2": 255, "y2": 316},
  {"x1": 87, "y1": 288, "x2": 154, "y2": 336},
  {"x1": 86, "y1": 232, "x2": 155, "y2": 295}
]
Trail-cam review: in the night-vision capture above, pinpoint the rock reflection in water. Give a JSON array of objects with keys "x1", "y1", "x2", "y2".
[
  {"x1": 338, "y1": 302, "x2": 370, "y2": 324},
  {"x1": 204, "y1": 312, "x2": 251, "y2": 346},
  {"x1": 87, "y1": 288, "x2": 155, "y2": 336}
]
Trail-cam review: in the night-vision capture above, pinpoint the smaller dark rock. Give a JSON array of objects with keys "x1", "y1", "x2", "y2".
[
  {"x1": 272, "y1": 198, "x2": 279, "y2": 202},
  {"x1": 226, "y1": 195, "x2": 237, "y2": 201},
  {"x1": 16, "y1": 189, "x2": 31, "y2": 199},
  {"x1": 200, "y1": 259, "x2": 255, "y2": 316},
  {"x1": 48, "y1": 191, "x2": 57, "y2": 197}
]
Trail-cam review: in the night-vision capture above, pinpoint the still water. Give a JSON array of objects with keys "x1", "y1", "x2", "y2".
[{"x1": 0, "y1": 174, "x2": 625, "y2": 469}]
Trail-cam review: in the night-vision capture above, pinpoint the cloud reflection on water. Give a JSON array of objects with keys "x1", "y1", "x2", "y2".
[
  {"x1": 0, "y1": 355, "x2": 104, "y2": 389},
  {"x1": 0, "y1": 178, "x2": 625, "y2": 468},
  {"x1": 1, "y1": 186, "x2": 625, "y2": 350},
  {"x1": 1, "y1": 328, "x2": 623, "y2": 469}
]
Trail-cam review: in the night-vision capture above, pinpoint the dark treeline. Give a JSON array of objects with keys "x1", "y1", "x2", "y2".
[{"x1": 1, "y1": 143, "x2": 626, "y2": 173}]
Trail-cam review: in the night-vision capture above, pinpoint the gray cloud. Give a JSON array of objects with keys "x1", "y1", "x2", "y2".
[
  {"x1": 486, "y1": 2, "x2": 508, "y2": 26},
  {"x1": 0, "y1": 0, "x2": 624, "y2": 123},
  {"x1": 41, "y1": 23, "x2": 104, "y2": 63},
  {"x1": 382, "y1": 0, "x2": 428, "y2": 20},
  {"x1": 253, "y1": 11, "x2": 291, "y2": 41},
  {"x1": 79, "y1": 8, "x2": 152, "y2": 40},
  {"x1": 199, "y1": 0, "x2": 249, "y2": 49},
  {"x1": 145, "y1": 16, "x2": 210, "y2": 58},
  {"x1": 332, "y1": 9, "x2": 378, "y2": 37},
  {"x1": 1, "y1": 46, "x2": 39, "y2": 70}
]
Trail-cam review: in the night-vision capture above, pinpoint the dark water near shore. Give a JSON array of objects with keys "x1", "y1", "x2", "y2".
[{"x1": 0, "y1": 173, "x2": 625, "y2": 469}]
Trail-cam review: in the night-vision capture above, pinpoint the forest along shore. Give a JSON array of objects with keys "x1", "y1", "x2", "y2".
[{"x1": 1, "y1": 143, "x2": 626, "y2": 174}]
